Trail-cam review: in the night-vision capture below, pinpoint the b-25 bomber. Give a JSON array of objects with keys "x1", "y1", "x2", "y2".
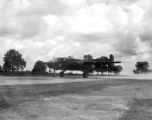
[{"x1": 46, "y1": 54, "x2": 121, "y2": 78}]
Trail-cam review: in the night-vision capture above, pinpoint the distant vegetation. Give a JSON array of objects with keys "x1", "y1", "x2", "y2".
[
  {"x1": 0, "y1": 49, "x2": 151, "y2": 76},
  {"x1": 83, "y1": 54, "x2": 93, "y2": 61},
  {"x1": 32, "y1": 60, "x2": 47, "y2": 74},
  {"x1": 84, "y1": 54, "x2": 123, "y2": 75},
  {"x1": 113, "y1": 65, "x2": 123, "y2": 75},
  {"x1": 3, "y1": 49, "x2": 26, "y2": 72},
  {"x1": 133, "y1": 61, "x2": 152, "y2": 75}
]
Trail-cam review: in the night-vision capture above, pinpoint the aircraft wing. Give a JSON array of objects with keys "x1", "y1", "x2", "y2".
[{"x1": 83, "y1": 61, "x2": 121, "y2": 64}]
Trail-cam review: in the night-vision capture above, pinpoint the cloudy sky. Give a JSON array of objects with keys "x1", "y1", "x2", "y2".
[{"x1": 0, "y1": 0, "x2": 152, "y2": 74}]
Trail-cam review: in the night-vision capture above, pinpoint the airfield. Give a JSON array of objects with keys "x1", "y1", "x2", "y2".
[{"x1": 0, "y1": 75, "x2": 152, "y2": 120}]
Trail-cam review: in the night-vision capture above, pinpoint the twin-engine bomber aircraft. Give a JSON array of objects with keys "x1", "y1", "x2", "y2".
[{"x1": 46, "y1": 54, "x2": 121, "y2": 78}]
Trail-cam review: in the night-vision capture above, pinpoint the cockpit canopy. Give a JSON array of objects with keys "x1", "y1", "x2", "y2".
[{"x1": 56, "y1": 58, "x2": 67, "y2": 61}]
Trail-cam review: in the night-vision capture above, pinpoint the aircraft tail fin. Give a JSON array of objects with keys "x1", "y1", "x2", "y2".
[{"x1": 109, "y1": 54, "x2": 114, "y2": 67}]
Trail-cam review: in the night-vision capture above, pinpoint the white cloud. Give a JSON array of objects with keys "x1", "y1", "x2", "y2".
[
  {"x1": 43, "y1": 15, "x2": 58, "y2": 26},
  {"x1": 127, "y1": 4, "x2": 145, "y2": 23},
  {"x1": 73, "y1": 42, "x2": 81, "y2": 47},
  {"x1": 0, "y1": 0, "x2": 152, "y2": 74},
  {"x1": 35, "y1": 41, "x2": 44, "y2": 48},
  {"x1": 68, "y1": 7, "x2": 112, "y2": 34},
  {"x1": 61, "y1": 0, "x2": 86, "y2": 6}
]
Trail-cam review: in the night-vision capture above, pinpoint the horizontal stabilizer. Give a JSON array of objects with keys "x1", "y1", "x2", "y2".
[{"x1": 83, "y1": 61, "x2": 121, "y2": 64}]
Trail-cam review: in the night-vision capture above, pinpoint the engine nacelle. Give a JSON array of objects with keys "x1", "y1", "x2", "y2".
[
  {"x1": 83, "y1": 63, "x2": 95, "y2": 72},
  {"x1": 89, "y1": 64, "x2": 95, "y2": 70}
]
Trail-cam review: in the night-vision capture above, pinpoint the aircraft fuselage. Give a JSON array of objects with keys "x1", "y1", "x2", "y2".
[
  {"x1": 46, "y1": 54, "x2": 121, "y2": 78},
  {"x1": 47, "y1": 58, "x2": 93, "y2": 72}
]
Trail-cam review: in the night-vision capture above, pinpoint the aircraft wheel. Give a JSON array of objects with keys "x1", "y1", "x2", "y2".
[
  {"x1": 60, "y1": 71, "x2": 64, "y2": 77},
  {"x1": 83, "y1": 71, "x2": 88, "y2": 78},
  {"x1": 52, "y1": 73, "x2": 56, "y2": 77}
]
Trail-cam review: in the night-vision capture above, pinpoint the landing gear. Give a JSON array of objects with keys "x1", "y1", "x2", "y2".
[
  {"x1": 52, "y1": 73, "x2": 56, "y2": 77},
  {"x1": 83, "y1": 71, "x2": 88, "y2": 78},
  {"x1": 60, "y1": 71, "x2": 64, "y2": 77},
  {"x1": 52, "y1": 70, "x2": 56, "y2": 77}
]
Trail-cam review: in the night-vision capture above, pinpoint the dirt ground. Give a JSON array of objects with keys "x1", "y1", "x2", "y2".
[{"x1": 0, "y1": 76, "x2": 152, "y2": 120}]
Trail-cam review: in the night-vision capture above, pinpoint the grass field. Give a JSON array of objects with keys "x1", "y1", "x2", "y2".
[{"x1": 0, "y1": 77, "x2": 152, "y2": 120}]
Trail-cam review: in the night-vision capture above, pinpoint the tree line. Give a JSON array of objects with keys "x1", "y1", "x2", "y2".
[
  {"x1": 0, "y1": 49, "x2": 151, "y2": 75},
  {"x1": 0, "y1": 49, "x2": 47, "y2": 74},
  {"x1": 83, "y1": 54, "x2": 123, "y2": 75}
]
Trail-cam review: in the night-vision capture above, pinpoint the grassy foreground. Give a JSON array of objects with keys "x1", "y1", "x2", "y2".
[
  {"x1": 0, "y1": 78, "x2": 152, "y2": 119},
  {"x1": 0, "y1": 80, "x2": 108, "y2": 109}
]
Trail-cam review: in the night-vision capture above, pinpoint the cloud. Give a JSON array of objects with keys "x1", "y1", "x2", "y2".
[
  {"x1": 0, "y1": 0, "x2": 68, "y2": 39},
  {"x1": 0, "y1": 21, "x2": 18, "y2": 36},
  {"x1": 116, "y1": 33, "x2": 139, "y2": 56},
  {"x1": 0, "y1": 0, "x2": 68, "y2": 17},
  {"x1": 67, "y1": 32, "x2": 113, "y2": 43},
  {"x1": 19, "y1": 0, "x2": 68, "y2": 16},
  {"x1": 19, "y1": 16, "x2": 48, "y2": 39},
  {"x1": 0, "y1": 0, "x2": 152, "y2": 75},
  {"x1": 87, "y1": 0, "x2": 140, "y2": 5},
  {"x1": 117, "y1": 0, "x2": 140, "y2": 4},
  {"x1": 139, "y1": 4, "x2": 152, "y2": 46}
]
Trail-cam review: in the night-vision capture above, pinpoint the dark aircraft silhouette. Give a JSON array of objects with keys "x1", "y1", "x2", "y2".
[{"x1": 46, "y1": 54, "x2": 121, "y2": 78}]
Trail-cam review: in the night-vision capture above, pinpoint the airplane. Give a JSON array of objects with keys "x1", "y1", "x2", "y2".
[{"x1": 46, "y1": 54, "x2": 121, "y2": 78}]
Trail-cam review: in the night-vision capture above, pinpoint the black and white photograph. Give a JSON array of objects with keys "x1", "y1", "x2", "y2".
[{"x1": 0, "y1": 0, "x2": 152, "y2": 119}]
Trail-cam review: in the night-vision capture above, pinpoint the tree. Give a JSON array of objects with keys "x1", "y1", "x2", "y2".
[
  {"x1": 113, "y1": 65, "x2": 123, "y2": 75},
  {"x1": 84, "y1": 54, "x2": 93, "y2": 61},
  {"x1": 3, "y1": 49, "x2": 26, "y2": 72},
  {"x1": 134, "y1": 61, "x2": 149, "y2": 74},
  {"x1": 100, "y1": 65, "x2": 109, "y2": 75},
  {"x1": 33, "y1": 60, "x2": 47, "y2": 73},
  {"x1": 0, "y1": 65, "x2": 2, "y2": 72},
  {"x1": 133, "y1": 69, "x2": 139, "y2": 75}
]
